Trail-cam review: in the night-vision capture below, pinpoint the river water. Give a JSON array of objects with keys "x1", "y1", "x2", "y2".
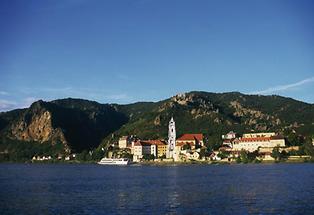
[{"x1": 0, "y1": 163, "x2": 314, "y2": 214}]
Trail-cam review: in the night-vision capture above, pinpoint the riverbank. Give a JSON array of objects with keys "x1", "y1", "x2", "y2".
[
  {"x1": 1, "y1": 157, "x2": 313, "y2": 165},
  {"x1": 137, "y1": 157, "x2": 314, "y2": 165}
]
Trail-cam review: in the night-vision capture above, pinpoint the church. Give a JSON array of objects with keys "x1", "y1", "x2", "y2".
[
  {"x1": 166, "y1": 117, "x2": 176, "y2": 159},
  {"x1": 167, "y1": 117, "x2": 204, "y2": 161}
]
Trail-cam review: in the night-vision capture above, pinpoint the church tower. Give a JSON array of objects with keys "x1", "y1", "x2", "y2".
[{"x1": 167, "y1": 117, "x2": 176, "y2": 159}]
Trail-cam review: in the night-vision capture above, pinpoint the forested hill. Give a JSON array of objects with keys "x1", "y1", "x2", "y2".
[{"x1": 0, "y1": 92, "x2": 313, "y2": 154}]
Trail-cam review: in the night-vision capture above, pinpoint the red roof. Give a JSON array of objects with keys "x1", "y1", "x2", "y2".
[
  {"x1": 177, "y1": 134, "x2": 203, "y2": 141},
  {"x1": 134, "y1": 140, "x2": 166, "y2": 146},
  {"x1": 176, "y1": 141, "x2": 194, "y2": 147},
  {"x1": 239, "y1": 137, "x2": 271, "y2": 142},
  {"x1": 141, "y1": 140, "x2": 166, "y2": 146}
]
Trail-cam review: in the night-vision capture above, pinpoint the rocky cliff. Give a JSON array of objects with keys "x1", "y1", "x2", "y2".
[
  {"x1": 8, "y1": 101, "x2": 69, "y2": 151},
  {"x1": 0, "y1": 99, "x2": 128, "y2": 152}
]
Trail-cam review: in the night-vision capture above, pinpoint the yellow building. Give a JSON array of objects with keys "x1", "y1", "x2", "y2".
[
  {"x1": 141, "y1": 140, "x2": 167, "y2": 158},
  {"x1": 118, "y1": 136, "x2": 129, "y2": 148},
  {"x1": 157, "y1": 144, "x2": 167, "y2": 158}
]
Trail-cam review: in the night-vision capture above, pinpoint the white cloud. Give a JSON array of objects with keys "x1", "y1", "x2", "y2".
[
  {"x1": 250, "y1": 77, "x2": 314, "y2": 95},
  {"x1": 0, "y1": 97, "x2": 40, "y2": 112}
]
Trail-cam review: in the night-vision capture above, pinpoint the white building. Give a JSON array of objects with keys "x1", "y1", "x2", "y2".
[
  {"x1": 133, "y1": 141, "x2": 143, "y2": 162},
  {"x1": 242, "y1": 132, "x2": 275, "y2": 138},
  {"x1": 32, "y1": 155, "x2": 52, "y2": 161},
  {"x1": 132, "y1": 141, "x2": 157, "y2": 161},
  {"x1": 210, "y1": 151, "x2": 221, "y2": 161},
  {"x1": 233, "y1": 133, "x2": 285, "y2": 152},
  {"x1": 118, "y1": 136, "x2": 129, "y2": 148},
  {"x1": 166, "y1": 117, "x2": 177, "y2": 160},
  {"x1": 182, "y1": 151, "x2": 200, "y2": 160},
  {"x1": 222, "y1": 131, "x2": 236, "y2": 140}
]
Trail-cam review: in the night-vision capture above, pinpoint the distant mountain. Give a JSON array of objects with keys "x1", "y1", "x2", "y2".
[{"x1": 1, "y1": 92, "x2": 314, "y2": 153}]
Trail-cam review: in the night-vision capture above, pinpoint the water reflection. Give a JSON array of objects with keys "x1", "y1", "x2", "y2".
[{"x1": 165, "y1": 166, "x2": 181, "y2": 213}]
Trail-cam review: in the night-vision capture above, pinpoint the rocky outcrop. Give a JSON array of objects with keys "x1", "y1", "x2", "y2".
[
  {"x1": 229, "y1": 100, "x2": 281, "y2": 127},
  {"x1": 9, "y1": 101, "x2": 70, "y2": 152},
  {"x1": 2, "y1": 99, "x2": 128, "y2": 152}
]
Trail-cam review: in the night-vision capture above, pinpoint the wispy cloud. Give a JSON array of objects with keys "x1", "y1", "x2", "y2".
[
  {"x1": 0, "y1": 99, "x2": 17, "y2": 112},
  {"x1": 0, "y1": 97, "x2": 40, "y2": 112},
  {"x1": 0, "y1": 91, "x2": 9, "y2": 96},
  {"x1": 21, "y1": 97, "x2": 39, "y2": 108},
  {"x1": 250, "y1": 77, "x2": 314, "y2": 95}
]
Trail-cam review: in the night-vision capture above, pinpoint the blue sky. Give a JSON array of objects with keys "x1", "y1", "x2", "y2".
[{"x1": 0, "y1": 0, "x2": 313, "y2": 111}]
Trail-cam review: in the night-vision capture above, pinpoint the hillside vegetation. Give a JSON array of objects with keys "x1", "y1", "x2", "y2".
[{"x1": 0, "y1": 92, "x2": 313, "y2": 160}]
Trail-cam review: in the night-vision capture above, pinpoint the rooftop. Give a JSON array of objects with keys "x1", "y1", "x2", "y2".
[{"x1": 177, "y1": 134, "x2": 203, "y2": 141}]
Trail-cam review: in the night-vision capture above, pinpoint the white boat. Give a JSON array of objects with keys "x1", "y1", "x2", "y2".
[{"x1": 97, "y1": 158, "x2": 130, "y2": 165}]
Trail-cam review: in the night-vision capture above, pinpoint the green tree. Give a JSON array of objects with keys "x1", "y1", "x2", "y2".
[
  {"x1": 303, "y1": 138, "x2": 314, "y2": 157},
  {"x1": 247, "y1": 150, "x2": 259, "y2": 162},
  {"x1": 271, "y1": 146, "x2": 282, "y2": 161},
  {"x1": 235, "y1": 156, "x2": 242, "y2": 163},
  {"x1": 239, "y1": 150, "x2": 249, "y2": 163},
  {"x1": 217, "y1": 151, "x2": 229, "y2": 159},
  {"x1": 182, "y1": 144, "x2": 191, "y2": 150},
  {"x1": 92, "y1": 148, "x2": 105, "y2": 161},
  {"x1": 286, "y1": 133, "x2": 305, "y2": 146},
  {"x1": 76, "y1": 150, "x2": 90, "y2": 161}
]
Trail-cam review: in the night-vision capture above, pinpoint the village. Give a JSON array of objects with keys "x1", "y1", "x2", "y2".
[
  {"x1": 111, "y1": 117, "x2": 312, "y2": 163},
  {"x1": 31, "y1": 117, "x2": 314, "y2": 163}
]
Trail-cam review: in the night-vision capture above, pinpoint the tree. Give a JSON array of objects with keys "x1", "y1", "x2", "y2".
[
  {"x1": 235, "y1": 150, "x2": 258, "y2": 163},
  {"x1": 199, "y1": 148, "x2": 206, "y2": 159},
  {"x1": 92, "y1": 148, "x2": 105, "y2": 161},
  {"x1": 76, "y1": 150, "x2": 91, "y2": 161},
  {"x1": 235, "y1": 156, "x2": 241, "y2": 163},
  {"x1": 247, "y1": 150, "x2": 259, "y2": 162},
  {"x1": 303, "y1": 138, "x2": 314, "y2": 157},
  {"x1": 239, "y1": 150, "x2": 249, "y2": 163},
  {"x1": 281, "y1": 150, "x2": 288, "y2": 159},
  {"x1": 182, "y1": 144, "x2": 191, "y2": 150},
  {"x1": 271, "y1": 146, "x2": 282, "y2": 161},
  {"x1": 217, "y1": 151, "x2": 229, "y2": 159},
  {"x1": 286, "y1": 133, "x2": 305, "y2": 146},
  {"x1": 121, "y1": 152, "x2": 133, "y2": 159}
]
